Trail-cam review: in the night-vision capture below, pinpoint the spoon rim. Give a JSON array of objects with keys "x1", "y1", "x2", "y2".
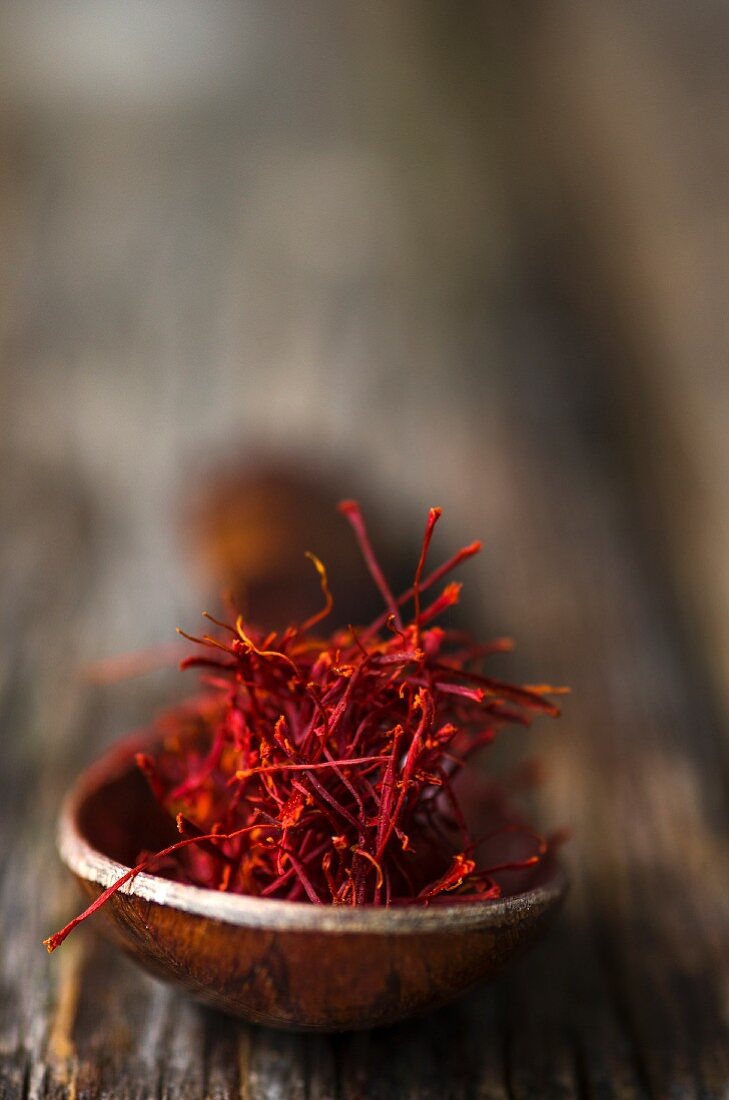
[{"x1": 59, "y1": 733, "x2": 568, "y2": 935}]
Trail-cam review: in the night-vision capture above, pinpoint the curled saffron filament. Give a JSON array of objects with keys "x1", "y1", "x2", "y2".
[{"x1": 46, "y1": 502, "x2": 566, "y2": 950}]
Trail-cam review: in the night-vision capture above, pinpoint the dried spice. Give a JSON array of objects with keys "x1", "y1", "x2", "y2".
[{"x1": 46, "y1": 502, "x2": 565, "y2": 952}]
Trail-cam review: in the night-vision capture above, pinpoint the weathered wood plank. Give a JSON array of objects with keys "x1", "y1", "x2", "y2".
[{"x1": 0, "y1": 5, "x2": 727, "y2": 1096}]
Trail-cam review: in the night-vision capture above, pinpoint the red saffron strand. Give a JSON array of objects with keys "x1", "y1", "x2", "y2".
[
  {"x1": 338, "y1": 500, "x2": 403, "y2": 629},
  {"x1": 44, "y1": 822, "x2": 277, "y2": 953},
  {"x1": 363, "y1": 540, "x2": 482, "y2": 640},
  {"x1": 413, "y1": 506, "x2": 442, "y2": 645}
]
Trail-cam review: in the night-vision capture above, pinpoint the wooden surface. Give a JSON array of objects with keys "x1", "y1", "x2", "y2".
[{"x1": 1, "y1": 4, "x2": 728, "y2": 1096}]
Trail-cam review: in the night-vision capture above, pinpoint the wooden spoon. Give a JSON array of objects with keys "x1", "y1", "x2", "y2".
[{"x1": 56, "y1": 731, "x2": 567, "y2": 1032}]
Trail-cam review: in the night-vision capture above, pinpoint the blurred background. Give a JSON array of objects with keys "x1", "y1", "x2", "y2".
[{"x1": 0, "y1": 3, "x2": 727, "y2": 1096}]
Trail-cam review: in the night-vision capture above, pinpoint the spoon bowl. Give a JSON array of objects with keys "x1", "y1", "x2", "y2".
[{"x1": 57, "y1": 731, "x2": 567, "y2": 1031}]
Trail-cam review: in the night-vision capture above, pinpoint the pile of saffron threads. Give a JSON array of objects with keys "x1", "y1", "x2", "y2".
[{"x1": 45, "y1": 502, "x2": 565, "y2": 952}]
